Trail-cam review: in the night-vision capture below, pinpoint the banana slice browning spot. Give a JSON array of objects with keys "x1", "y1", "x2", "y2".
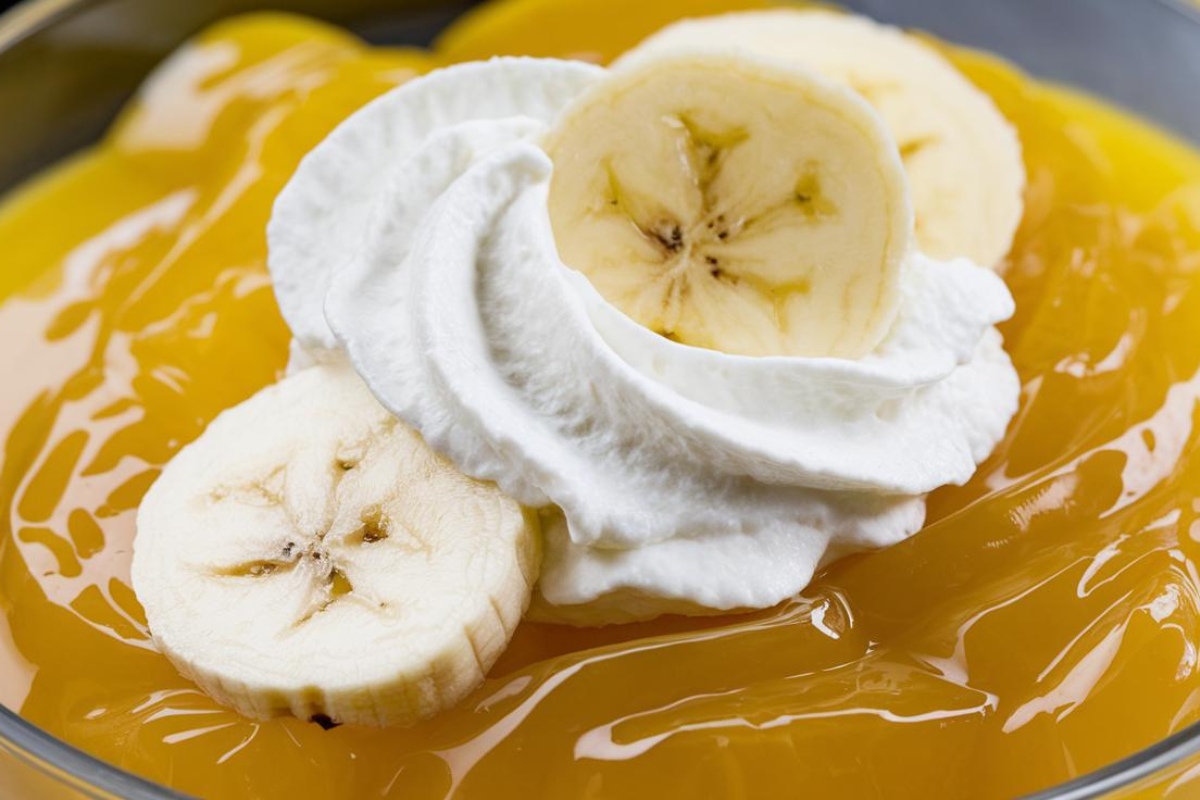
[
  {"x1": 545, "y1": 52, "x2": 912, "y2": 358},
  {"x1": 604, "y1": 119, "x2": 836, "y2": 336},
  {"x1": 204, "y1": 431, "x2": 423, "y2": 629}
]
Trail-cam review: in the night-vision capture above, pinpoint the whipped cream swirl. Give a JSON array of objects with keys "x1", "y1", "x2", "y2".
[{"x1": 268, "y1": 58, "x2": 1020, "y2": 623}]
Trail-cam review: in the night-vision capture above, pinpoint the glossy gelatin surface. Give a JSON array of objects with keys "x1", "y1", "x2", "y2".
[{"x1": 3, "y1": 1, "x2": 1200, "y2": 797}]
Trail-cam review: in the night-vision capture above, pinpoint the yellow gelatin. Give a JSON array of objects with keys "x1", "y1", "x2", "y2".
[{"x1": 2, "y1": 1, "x2": 1200, "y2": 798}]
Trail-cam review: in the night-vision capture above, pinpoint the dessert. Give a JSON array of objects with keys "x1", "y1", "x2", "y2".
[
  {"x1": 138, "y1": 23, "x2": 1019, "y2": 717},
  {"x1": 0, "y1": 1, "x2": 1199, "y2": 798}
]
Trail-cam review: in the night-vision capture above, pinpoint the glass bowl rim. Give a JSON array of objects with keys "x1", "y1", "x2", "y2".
[{"x1": 1, "y1": 0, "x2": 1198, "y2": 797}]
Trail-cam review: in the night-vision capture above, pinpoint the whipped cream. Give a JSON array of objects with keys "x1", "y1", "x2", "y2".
[{"x1": 268, "y1": 57, "x2": 1020, "y2": 623}]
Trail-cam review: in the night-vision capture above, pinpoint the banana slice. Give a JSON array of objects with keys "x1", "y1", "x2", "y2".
[
  {"x1": 131, "y1": 361, "x2": 539, "y2": 727},
  {"x1": 623, "y1": 10, "x2": 1025, "y2": 268},
  {"x1": 543, "y1": 51, "x2": 911, "y2": 358}
]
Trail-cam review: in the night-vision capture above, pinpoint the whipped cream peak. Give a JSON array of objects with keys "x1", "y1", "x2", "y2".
[
  {"x1": 268, "y1": 57, "x2": 606, "y2": 352},
  {"x1": 269, "y1": 56, "x2": 1021, "y2": 623}
]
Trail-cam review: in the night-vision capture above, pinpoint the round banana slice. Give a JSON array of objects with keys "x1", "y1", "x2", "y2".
[
  {"x1": 623, "y1": 10, "x2": 1025, "y2": 268},
  {"x1": 544, "y1": 51, "x2": 912, "y2": 359},
  {"x1": 132, "y1": 361, "x2": 539, "y2": 728}
]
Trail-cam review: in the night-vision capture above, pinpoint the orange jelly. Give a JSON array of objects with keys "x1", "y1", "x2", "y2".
[{"x1": 3, "y1": 1, "x2": 1200, "y2": 797}]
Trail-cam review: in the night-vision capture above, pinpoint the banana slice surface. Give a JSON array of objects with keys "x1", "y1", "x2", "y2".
[
  {"x1": 544, "y1": 51, "x2": 912, "y2": 358},
  {"x1": 132, "y1": 362, "x2": 539, "y2": 727},
  {"x1": 624, "y1": 10, "x2": 1025, "y2": 268}
]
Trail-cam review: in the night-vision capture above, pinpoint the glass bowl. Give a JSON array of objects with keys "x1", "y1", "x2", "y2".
[{"x1": 1, "y1": 0, "x2": 1198, "y2": 797}]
